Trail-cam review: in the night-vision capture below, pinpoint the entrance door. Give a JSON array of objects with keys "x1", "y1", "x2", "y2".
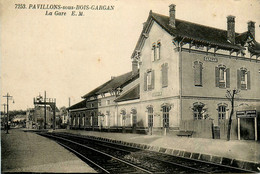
[
  {"x1": 240, "y1": 118, "x2": 255, "y2": 140},
  {"x1": 147, "y1": 107, "x2": 153, "y2": 135},
  {"x1": 162, "y1": 106, "x2": 170, "y2": 135}
]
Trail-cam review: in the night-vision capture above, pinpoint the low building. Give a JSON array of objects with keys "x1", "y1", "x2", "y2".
[{"x1": 68, "y1": 71, "x2": 139, "y2": 132}]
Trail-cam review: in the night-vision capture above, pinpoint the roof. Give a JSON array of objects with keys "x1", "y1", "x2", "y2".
[
  {"x1": 248, "y1": 40, "x2": 260, "y2": 55},
  {"x1": 82, "y1": 79, "x2": 112, "y2": 98},
  {"x1": 68, "y1": 100, "x2": 86, "y2": 110},
  {"x1": 234, "y1": 31, "x2": 260, "y2": 56},
  {"x1": 115, "y1": 84, "x2": 140, "y2": 102},
  {"x1": 82, "y1": 71, "x2": 139, "y2": 98},
  {"x1": 132, "y1": 11, "x2": 248, "y2": 58}
]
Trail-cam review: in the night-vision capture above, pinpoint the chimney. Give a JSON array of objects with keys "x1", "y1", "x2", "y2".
[
  {"x1": 247, "y1": 21, "x2": 255, "y2": 39},
  {"x1": 132, "y1": 58, "x2": 138, "y2": 74},
  {"x1": 169, "y1": 4, "x2": 176, "y2": 28},
  {"x1": 227, "y1": 15, "x2": 236, "y2": 44}
]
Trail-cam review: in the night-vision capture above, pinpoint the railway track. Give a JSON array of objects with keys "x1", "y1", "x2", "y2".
[
  {"x1": 39, "y1": 133, "x2": 153, "y2": 173},
  {"x1": 38, "y1": 132, "x2": 255, "y2": 173}
]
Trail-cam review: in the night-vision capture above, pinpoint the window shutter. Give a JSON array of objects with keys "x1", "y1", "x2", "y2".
[
  {"x1": 165, "y1": 64, "x2": 168, "y2": 87},
  {"x1": 162, "y1": 64, "x2": 168, "y2": 87},
  {"x1": 226, "y1": 68, "x2": 230, "y2": 88},
  {"x1": 154, "y1": 47, "x2": 157, "y2": 61},
  {"x1": 162, "y1": 65, "x2": 165, "y2": 87},
  {"x1": 237, "y1": 69, "x2": 241, "y2": 89},
  {"x1": 151, "y1": 70, "x2": 155, "y2": 89},
  {"x1": 151, "y1": 48, "x2": 154, "y2": 62},
  {"x1": 199, "y1": 63, "x2": 202, "y2": 86},
  {"x1": 144, "y1": 72, "x2": 147, "y2": 91},
  {"x1": 247, "y1": 71, "x2": 250, "y2": 89},
  {"x1": 194, "y1": 63, "x2": 199, "y2": 86},
  {"x1": 215, "y1": 67, "x2": 219, "y2": 87}
]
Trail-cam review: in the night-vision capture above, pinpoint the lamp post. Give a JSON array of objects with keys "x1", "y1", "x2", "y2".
[{"x1": 3, "y1": 93, "x2": 14, "y2": 134}]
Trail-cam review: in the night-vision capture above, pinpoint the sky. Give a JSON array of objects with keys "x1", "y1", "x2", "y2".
[{"x1": 1, "y1": 0, "x2": 260, "y2": 110}]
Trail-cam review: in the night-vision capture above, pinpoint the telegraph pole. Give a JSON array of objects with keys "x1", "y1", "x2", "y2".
[
  {"x1": 2, "y1": 104, "x2": 7, "y2": 131},
  {"x1": 44, "y1": 91, "x2": 46, "y2": 129},
  {"x1": 3, "y1": 93, "x2": 14, "y2": 134}
]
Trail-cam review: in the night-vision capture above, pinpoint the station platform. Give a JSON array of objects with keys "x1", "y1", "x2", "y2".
[
  {"x1": 1, "y1": 129, "x2": 97, "y2": 173},
  {"x1": 55, "y1": 129, "x2": 260, "y2": 171}
]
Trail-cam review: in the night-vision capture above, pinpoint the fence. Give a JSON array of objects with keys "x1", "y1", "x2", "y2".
[{"x1": 180, "y1": 119, "x2": 214, "y2": 138}]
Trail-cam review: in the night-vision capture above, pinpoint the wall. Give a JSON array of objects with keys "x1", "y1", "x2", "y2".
[
  {"x1": 138, "y1": 21, "x2": 181, "y2": 133},
  {"x1": 140, "y1": 22, "x2": 180, "y2": 101},
  {"x1": 181, "y1": 50, "x2": 260, "y2": 99}
]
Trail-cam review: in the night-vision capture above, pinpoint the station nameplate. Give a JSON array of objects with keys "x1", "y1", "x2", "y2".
[{"x1": 204, "y1": 56, "x2": 218, "y2": 62}]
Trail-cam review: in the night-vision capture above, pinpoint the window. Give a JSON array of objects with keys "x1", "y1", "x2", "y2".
[
  {"x1": 82, "y1": 114, "x2": 85, "y2": 126},
  {"x1": 237, "y1": 68, "x2": 250, "y2": 90},
  {"x1": 144, "y1": 70, "x2": 155, "y2": 91},
  {"x1": 218, "y1": 105, "x2": 227, "y2": 120},
  {"x1": 98, "y1": 100, "x2": 101, "y2": 107},
  {"x1": 106, "y1": 111, "x2": 110, "y2": 126},
  {"x1": 106, "y1": 100, "x2": 110, "y2": 105},
  {"x1": 161, "y1": 63, "x2": 168, "y2": 87},
  {"x1": 194, "y1": 61, "x2": 203, "y2": 86},
  {"x1": 151, "y1": 41, "x2": 161, "y2": 61},
  {"x1": 152, "y1": 43, "x2": 157, "y2": 61},
  {"x1": 162, "y1": 106, "x2": 170, "y2": 128},
  {"x1": 193, "y1": 102, "x2": 206, "y2": 120},
  {"x1": 215, "y1": 65, "x2": 230, "y2": 88},
  {"x1": 157, "y1": 41, "x2": 161, "y2": 60},
  {"x1": 92, "y1": 112, "x2": 98, "y2": 126},
  {"x1": 131, "y1": 109, "x2": 137, "y2": 126},
  {"x1": 147, "y1": 71, "x2": 152, "y2": 86},
  {"x1": 120, "y1": 109, "x2": 126, "y2": 126},
  {"x1": 91, "y1": 103, "x2": 94, "y2": 108},
  {"x1": 147, "y1": 106, "x2": 153, "y2": 127}
]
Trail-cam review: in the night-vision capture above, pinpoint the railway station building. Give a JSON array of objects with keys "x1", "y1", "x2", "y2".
[{"x1": 68, "y1": 4, "x2": 260, "y2": 140}]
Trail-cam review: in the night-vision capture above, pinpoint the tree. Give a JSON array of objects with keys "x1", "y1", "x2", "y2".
[
  {"x1": 191, "y1": 103, "x2": 209, "y2": 119},
  {"x1": 59, "y1": 106, "x2": 67, "y2": 115},
  {"x1": 225, "y1": 89, "x2": 239, "y2": 141}
]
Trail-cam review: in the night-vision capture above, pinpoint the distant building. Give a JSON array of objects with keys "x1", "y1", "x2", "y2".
[{"x1": 26, "y1": 106, "x2": 60, "y2": 129}]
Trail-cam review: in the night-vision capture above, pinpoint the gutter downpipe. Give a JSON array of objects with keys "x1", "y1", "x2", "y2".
[{"x1": 179, "y1": 37, "x2": 185, "y2": 127}]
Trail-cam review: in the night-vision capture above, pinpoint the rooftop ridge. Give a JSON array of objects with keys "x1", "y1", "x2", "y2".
[{"x1": 151, "y1": 12, "x2": 242, "y2": 35}]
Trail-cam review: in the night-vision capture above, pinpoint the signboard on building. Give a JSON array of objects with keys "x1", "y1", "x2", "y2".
[
  {"x1": 152, "y1": 92, "x2": 162, "y2": 97},
  {"x1": 204, "y1": 56, "x2": 218, "y2": 62},
  {"x1": 236, "y1": 110, "x2": 256, "y2": 118}
]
